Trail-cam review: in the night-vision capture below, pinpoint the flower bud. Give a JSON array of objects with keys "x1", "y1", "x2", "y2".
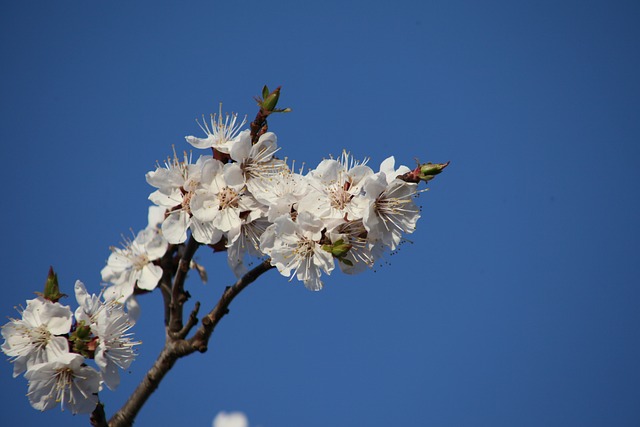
[
  {"x1": 261, "y1": 86, "x2": 281, "y2": 112},
  {"x1": 329, "y1": 239, "x2": 353, "y2": 258},
  {"x1": 37, "y1": 266, "x2": 67, "y2": 303},
  {"x1": 256, "y1": 85, "x2": 291, "y2": 115},
  {"x1": 70, "y1": 321, "x2": 95, "y2": 357},
  {"x1": 418, "y1": 161, "x2": 450, "y2": 183},
  {"x1": 322, "y1": 239, "x2": 354, "y2": 266}
]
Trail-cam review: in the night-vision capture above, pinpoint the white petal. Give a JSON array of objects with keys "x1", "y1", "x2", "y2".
[
  {"x1": 162, "y1": 211, "x2": 190, "y2": 244},
  {"x1": 149, "y1": 188, "x2": 182, "y2": 208},
  {"x1": 95, "y1": 347, "x2": 120, "y2": 390},
  {"x1": 125, "y1": 296, "x2": 141, "y2": 323},
  {"x1": 40, "y1": 302, "x2": 73, "y2": 335},
  {"x1": 185, "y1": 135, "x2": 214, "y2": 149},
  {"x1": 223, "y1": 163, "x2": 245, "y2": 188},
  {"x1": 229, "y1": 132, "x2": 252, "y2": 162},
  {"x1": 191, "y1": 191, "x2": 220, "y2": 222},
  {"x1": 191, "y1": 218, "x2": 223, "y2": 245},
  {"x1": 137, "y1": 264, "x2": 162, "y2": 291},
  {"x1": 311, "y1": 158, "x2": 340, "y2": 183}
]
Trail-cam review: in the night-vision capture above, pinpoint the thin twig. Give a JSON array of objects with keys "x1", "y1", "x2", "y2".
[
  {"x1": 108, "y1": 341, "x2": 187, "y2": 427},
  {"x1": 158, "y1": 245, "x2": 179, "y2": 326},
  {"x1": 169, "y1": 236, "x2": 200, "y2": 333},
  {"x1": 172, "y1": 301, "x2": 201, "y2": 340},
  {"x1": 107, "y1": 259, "x2": 274, "y2": 427},
  {"x1": 190, "y1": 259, "x2": 274, "y2": 352}
]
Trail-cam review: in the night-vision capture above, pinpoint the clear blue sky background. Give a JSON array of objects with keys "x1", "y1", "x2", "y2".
[{"x1": 1, "y1": 1, "x2": 639, "y2": 426}]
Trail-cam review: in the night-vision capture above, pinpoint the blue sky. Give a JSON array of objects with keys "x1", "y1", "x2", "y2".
[{"x1": 1, "y1": 1, "x2": 639, "y2": 426}]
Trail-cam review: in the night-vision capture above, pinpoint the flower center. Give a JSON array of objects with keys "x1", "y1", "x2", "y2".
[
  {"x1": 54, "y1": 367, "x2": 74, "y2": 402},
  {"x1": 329, "y1": 186, "x2": 352, "y2": 210},
  {"x1": 181, "y1": 190, "x2": 194, "y2": 214},
  {"x1": 131, "y1": 253, "x2": 150, "y2": 271},
  {"x1": 295, "y1": 237, "x2": 315, "y2": 259},
  {"x1": 30, "y1": 325, "x2": 51, "y2": 350},
  {"x1": 218, "y1": 187, "x2": 240, "y2": 210}
]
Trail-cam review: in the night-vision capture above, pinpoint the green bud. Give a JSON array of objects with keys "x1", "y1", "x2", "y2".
[
  {"x1": 73, "y1": 321, "x2": 92, "y2": 340},
  {"x1": 322, "y1": 239, "x2": 353, "y2": 266},
  {"x1": 37, "y1": 266, "x2": 67, "y2": 303},
  {"x1": 261, "y1": 86, "x2": 281, "y2": 112},
  {"x1": 70, "y1": 322, "x2": 96, "y2": 358},
  {"x1": 418, "y1": 161, "x2": 450, "y2": 183},
  {"x1": 330, "y1": 239, "x2": 352, "y2": 258}
]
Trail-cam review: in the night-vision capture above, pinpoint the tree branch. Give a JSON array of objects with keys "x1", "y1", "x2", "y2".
[
  {"x1": 174, "y1": 301, "x2": 200, "y2": 340},
  {"x1": 107, "y1": 259, "x2": 274, "y2": 427},
  {"x1": 189, "y1": 259, "x2": 274, "y2": 352},
  {"x1": 107, "y1": 340, "x2": 187, "y2": 427},
  {"x1": 90, "y1": 403, "x2": 107, "y2": 427},
  {"x1": 158, "y1": 245, "x2": 179, "y2": 326},
  {"x1": 168, "y1": 236, "x2": 200, "y2": 333}
]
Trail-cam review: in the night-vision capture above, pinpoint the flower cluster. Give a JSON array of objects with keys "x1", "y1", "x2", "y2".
[
  {"x1": 2, "y1": 87, "x2": 448, "y2": 421},
  {"x1": 145, "y1": 105, "x2": 429, "y2": 291},
  {"x1": 101, "y1": 206, "x2": 169, "y2": 321},
  {"x1": 1, "y1": 270, "x2": 139, "y2": 414}
]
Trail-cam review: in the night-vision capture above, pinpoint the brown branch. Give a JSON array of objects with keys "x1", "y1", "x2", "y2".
[
  {"x1": 250, "y1": 86, "x2": 281, "y2": 144},
  {"x1": 107, "y1": 259, "x2": 274, "y2": 427},
  {"x1": 90, "y1": 403, "x2": 107, "y2": 427},
  {"x1": 168, "y1": 236, "x2": 200, "y2": 333},
  {"x1": 190, "y1": 259, "x2": 274, "y2": 352},
  {"x1": 107, "y1": 339, "x2": 192, "y2": 427},
  {"x1": 172, "y1": 301, "x2": 200, "y2": 340},
  {"x1": 158, "y1": 245, "x2": 179, "y2": 326},
  {"x1": 250, "y1": 108, "x2": 270, "y2": 145}
]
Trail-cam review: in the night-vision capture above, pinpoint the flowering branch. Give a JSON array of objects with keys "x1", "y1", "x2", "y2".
[{"x1": 1, "y1": 86, "x2": 448, "y2": 426}]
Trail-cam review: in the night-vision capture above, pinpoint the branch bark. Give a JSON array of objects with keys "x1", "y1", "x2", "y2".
[
  {"x1": 190, "y1": 259, "x2": 275, "y2": 352},
  {"x1": 107, "y1": 259, "x2": 274, "y2": 427},
  {"x1": 168, "y1": 236, "x2": 200, "y2": 333}
]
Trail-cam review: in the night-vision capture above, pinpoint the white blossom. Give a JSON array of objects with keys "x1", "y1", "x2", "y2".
[
  {"x1": 227, "y1": 213, "x2": 270, "y2": 277},
  {"x1": 147, "y1": 152, "x2": 223, "y2": 244},
  {"x1": 185, "y1": 104, "x2": 249, "y2": 154},
  {"x1": 74, "y1": 281, "x2": 139, "y2": 390},
  {"x1": 92, "y1": 307, "x2": 138, "y2": 390},
  {"x1": 362, "y1": 174, "x2": 420, "y2": 251},
  {"x1": 101, "y1": 227, "x2": 167, "y2": 293},
  {"x1": 25, "y1": 352, "x2": 100, "y2": 414},
  {"x1": 298, "y1": 151, "x2": 373, "y2": 222},
  {"x1": 326, "y1": 219, "x2": 382, "y2": 274},
  {"x1": 260, "y1": 211, "x2": 334, "y2": 291},
  {"x1": 191, "y1": 161, "x2": 261, "y2": 234},
  {"x1": 1, "y1": 298, "x2": 72, "y2": 377},
  {"x1": 252, "y1": 167, "x2": 308, "y2": 223},
  {"x1": 229, "y1": 131, "x2": 287, "y2": 194}
]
